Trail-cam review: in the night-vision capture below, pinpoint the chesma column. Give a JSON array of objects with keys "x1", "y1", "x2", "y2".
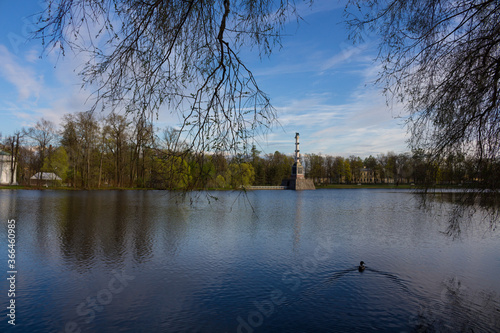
[
  {"x1": 281, "y1": 132, "x2": 315, "y2": 190},
  {"x1": 291, "y1": 133, "x2": 305, "y2": 179}
]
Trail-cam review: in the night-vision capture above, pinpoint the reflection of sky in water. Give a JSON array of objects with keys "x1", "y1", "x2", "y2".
[{"x1": 0, "y1": 189, "x2": 499, "y2": 332}]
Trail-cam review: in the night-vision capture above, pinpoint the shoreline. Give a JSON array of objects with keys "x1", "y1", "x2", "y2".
[{"x1": 0, "y1": 184, "x2": 464, "y2": 191}]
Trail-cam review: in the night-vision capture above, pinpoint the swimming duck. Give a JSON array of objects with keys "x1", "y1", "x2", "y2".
[{"x1": 358, "y1": 261, "x2": 366, "y2": 272}]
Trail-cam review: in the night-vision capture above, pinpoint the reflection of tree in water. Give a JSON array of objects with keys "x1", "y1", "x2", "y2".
[
  {"x1": 410, "y1": 277, "x2": 500, "y2": 332},
  {"x1": 59, "y1": 194, "x2": 100, "y2": 272},
  {"x1": 131, "y1": 192, "x2": 154, "y2": 264},
  {"x1": 417, "y1": 191, "x2": 500, "y2": 239},
  {"x1": 100, "y1": 192, "x2": 128, "y2": 267}
]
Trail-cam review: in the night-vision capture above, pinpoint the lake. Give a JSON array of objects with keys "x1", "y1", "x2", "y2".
[{"x1": 0, "y1": 189, "x2": 499, "y2": 332}]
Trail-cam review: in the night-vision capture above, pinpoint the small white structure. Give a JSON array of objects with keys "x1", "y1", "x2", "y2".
[
  {"x1": 30, "y1": 172, "x2": 62, "y2": 186},
  {"x1": 0, "y1": 151, "x2": 17, "y2": 185}
]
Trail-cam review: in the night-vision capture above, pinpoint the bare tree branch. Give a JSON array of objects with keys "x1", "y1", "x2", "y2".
[{"x1": 35, "y1": 0, "x2": 309, "y2": 159}]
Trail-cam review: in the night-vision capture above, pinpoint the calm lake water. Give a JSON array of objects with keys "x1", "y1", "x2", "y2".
[{"x1": 0, "y1": 189, "x2": 499, "y2": 332}]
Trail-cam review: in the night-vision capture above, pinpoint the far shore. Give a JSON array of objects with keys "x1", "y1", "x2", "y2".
[{"x1": 0, "y1": 184, "x2": 463, "y2": 191}]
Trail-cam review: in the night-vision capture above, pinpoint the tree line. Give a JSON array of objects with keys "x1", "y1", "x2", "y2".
[
  {"x1": 1, "y1": 113, "x2": 497, "y2": 190},
  {"x1": 1, "y1": 113, "x2": 268, "y2": 189},
  {"x1": 303, "y1": 151, "x2": 494, "y2": 187}
]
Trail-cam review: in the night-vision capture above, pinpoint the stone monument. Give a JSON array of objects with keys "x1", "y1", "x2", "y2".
[{"x1": 281, "y1": 133, "x2": 315, "y2": 190}]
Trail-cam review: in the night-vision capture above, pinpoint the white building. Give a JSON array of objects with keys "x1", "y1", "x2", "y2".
[
  {"x1": 0, "y1": 151, "x2": 17, "y2": 185},
  {"x1": 30, "y1": 172, "x2": 62, "y2": 186}
]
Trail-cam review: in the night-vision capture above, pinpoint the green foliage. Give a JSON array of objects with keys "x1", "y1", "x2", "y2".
[
  {"x1": 263, "y1": 151, "x2": 292, "y2": 186},
  {"x1": 42, "y1": 146, "x2": 69, "y2": 182},
  {"x1": 307, "y1": 154, "x2": 325, "y2": 181},
  {"x1": 343, "y1": 160, "x2": 352, "y2": 183},
  {"x1": 349, "y1": 156, "x2": 363, "y2": 182},
  {"x1": 191, "y1": 158, "x2": 216, "y2": 189},
  {"x1": 154, "y1": 156, "x2": 192, "y2": 190},
  {"x1": 226, "y1": 163, "x2": 255, "y2": 188},
  {"x1": 330, "y1": 156, "x2": 346, "y2": 183},
  {"x1": 215, "y1": 175, "x2": 227, "y2": 189},
  {"x1": 364, "y1": 155, "x2": 377, "y2": 170}
]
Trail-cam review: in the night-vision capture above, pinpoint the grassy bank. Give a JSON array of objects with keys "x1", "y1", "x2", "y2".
[
  {"x1": 316, "y1": 184, "x2": 416, "y2": 189},
  {"x1": 0, "y1": 185, "x2": 154, "y2": 191}
]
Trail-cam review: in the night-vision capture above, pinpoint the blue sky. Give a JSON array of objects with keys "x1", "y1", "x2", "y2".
[{"x1": 0, "y1": 0, "x2": 409, "y2": 158}]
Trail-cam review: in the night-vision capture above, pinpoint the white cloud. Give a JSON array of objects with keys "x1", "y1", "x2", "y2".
[
  {"x1": 0, "y1": 44, "x2": 42, "y2": 101},
  {"x1": 24, "y1": 48, "x2": 40, "y2": 63},
  {"x1": 0, "y1": 43, "x2": 97, "y2": 132},
  {"x1": 254, "y1": 40, "x2": 373, "y2": 80},
  {"x1": 296, "y1": 0, "x2": 344, "y2": 17},
  {"x1": 262, "y1": 79, "x2": 409, "y2": 157},
  {"x1": 320, "y1": 43, "x2": 368, "y2": 71}
]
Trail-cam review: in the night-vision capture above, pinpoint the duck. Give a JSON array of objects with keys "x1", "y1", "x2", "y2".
[{"x1": 358, "y1": 261, "x2": 366, "y2": 272}]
